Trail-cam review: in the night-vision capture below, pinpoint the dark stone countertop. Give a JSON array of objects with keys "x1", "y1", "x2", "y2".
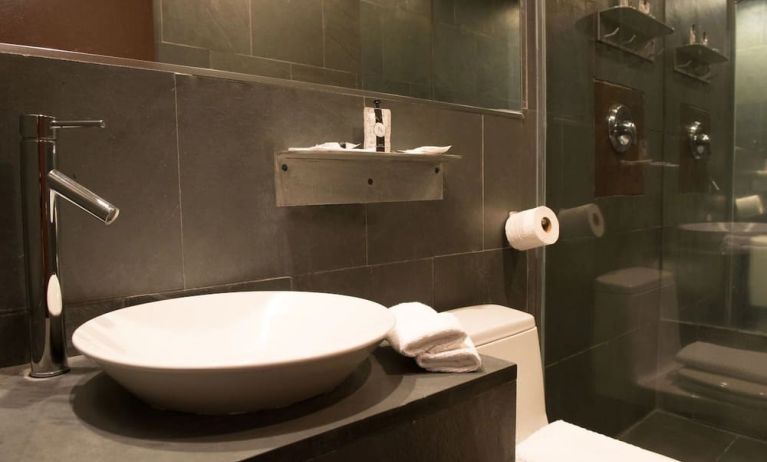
[{"x1": 0, "y1": 348, "x2": 516, "y2": 461}]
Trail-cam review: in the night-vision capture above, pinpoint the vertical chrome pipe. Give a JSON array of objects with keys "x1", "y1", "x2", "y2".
[
  {"x1": 19, "y1": 114, "x2": 116, "y2": 378},
  {"x1": 20, "y1": 116, "x2": 67, "y2": 377}
]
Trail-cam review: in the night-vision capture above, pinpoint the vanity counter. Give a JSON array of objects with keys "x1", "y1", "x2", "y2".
[{"x1": 0, "y1": 349, "x2": 516, "y2": 461}]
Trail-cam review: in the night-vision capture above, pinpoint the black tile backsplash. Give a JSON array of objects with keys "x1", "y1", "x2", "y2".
[{"x1": 0, "y1": 50, "x2": 534, "y2": 367}]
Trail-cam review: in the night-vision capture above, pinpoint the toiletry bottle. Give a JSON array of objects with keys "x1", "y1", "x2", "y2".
[
  {"x1": 639, "y1": 0, "x2": 651, "y2": 15},
  {"x1": 364, "y1": 100, "x2": 391, "y2": 152},
  {"x1": 689, "y1": 24, "x2": 697, "y2": 45},
  {"x1": 702, "y1": 31, "x2": 709, "y2": 46}
]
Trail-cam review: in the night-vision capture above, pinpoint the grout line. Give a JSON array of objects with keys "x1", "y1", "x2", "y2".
[
  {"x1": 715, "y1": 438, "x2": 738, "y2": 462},
  {"x1": 248, "y1": 0, "x2": 253, "y2": 55},
  {"x1": 481, "y1": 115, "x2": 486, "y2": 250},
  {"x1": 321, "y1": 0, "x2": 327, "y2": 68},
  {"x1": 431, "y1": 257, "x2": 436, "y2": 307},
  {"x1": 364, "y1": 205, "x2": 369, "y2": 265},
  {"x1": 616, "y1": 409, "x2": 659, "y2": 440},
  {"x1": 172, "y1": 74, "x2": 187, "y2": 289}
]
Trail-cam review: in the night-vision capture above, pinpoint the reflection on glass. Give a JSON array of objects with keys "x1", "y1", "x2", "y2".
[{"x1": 0, "y1": 0, "x2": 523, "y2": 111}]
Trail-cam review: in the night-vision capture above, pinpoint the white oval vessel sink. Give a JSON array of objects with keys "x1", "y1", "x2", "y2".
[{"x1": 73, "y1": 291, "x2": 394, "y2": 414}]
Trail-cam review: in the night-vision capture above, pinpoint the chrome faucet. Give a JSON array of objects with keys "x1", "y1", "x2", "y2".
[{"x1": 20, "y1": 114, "x2": 119, "y2": 378}]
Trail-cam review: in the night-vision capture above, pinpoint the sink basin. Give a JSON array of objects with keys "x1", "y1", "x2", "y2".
[{"x1": 73, "y1": 291, "x2": 394, "y2": 414}]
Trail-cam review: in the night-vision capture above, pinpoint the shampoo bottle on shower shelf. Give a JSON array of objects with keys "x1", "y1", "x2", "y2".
[
  {"x1": 364, "y1": 100, "x2": 391, "y2": 152},
  {"x1": 689, "y1": 24, "x2": 697, "y2": 44}
]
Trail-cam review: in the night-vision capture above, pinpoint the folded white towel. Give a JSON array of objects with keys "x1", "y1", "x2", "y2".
[
  {"x1": 387, "y1": 302, "x2": 467, "y2": 357},
  {"x1": 288, "y1": 142, "x2": 359, "y2": 151},
  {"x1": 517, "y1": 420, "x2": 678, "y2": 462},
  {"x1": 416, "y1": 337, "x2": 482, "y2": 373}
]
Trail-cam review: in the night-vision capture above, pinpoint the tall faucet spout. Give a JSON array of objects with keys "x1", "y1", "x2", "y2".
[
  {"x1": 47, "y1": 169, "x2": 119, "y2": 224},
  {"x1": 20, "y1": 113, "x2": 118, "y2": 378}
]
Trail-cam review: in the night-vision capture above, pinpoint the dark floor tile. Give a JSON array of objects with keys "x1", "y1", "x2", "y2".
[
  {"x1": 162, "y1": 0, "x2": 250, "y2": 54},
  {"x1": 718, "y1": 437, "x2": 767, "y2": 462},
  {"x1": 0, "y1": 311, "x2": 29, "y2": 367},
  {"x1": 250, "y1": 0, "x2": 324, "y2": 66},
  {"x1": 209, "y1": 51, "x2": 291, "y2": 79},
  {"x1": 483, "y1": 114, "x2": 535, "y2": 249},
  {"x1": 366, "y1": 99, "x2": 483, "y2": 264},
  {"x1": 0, "y1": 53, "x2": 185, "y2": 303},
  {"x1": 175, "y1": 75, "x2": 366, "y2": 288},
  {"x1": 620, "y1": 412, "x2": 736, "y2": 462},
  {"x1": 370, "y1": 259, "x2": 433, "y2": 307}
]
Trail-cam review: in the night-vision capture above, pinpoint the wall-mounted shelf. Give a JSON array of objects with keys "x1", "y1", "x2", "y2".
[
  {"x1": 674, "y1": 44, "x2": 728, "y2": 84},
  {"x1": 596, "y1": 6, "x2": 674, "y2": 62},
  {"x1": 274, "y1": 150, "x2": 462, "y2": 206}
]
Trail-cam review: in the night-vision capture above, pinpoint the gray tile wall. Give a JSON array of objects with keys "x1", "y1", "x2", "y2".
[
  {"x1": 544, "y1": 0, "x2": 734, "y2": 438},
  {"x1": 154, "y1": 0, "x2": 523, "y2": 110},
  {"x1": 0, "y1": 50, "x2": 535, "y2": 367}
]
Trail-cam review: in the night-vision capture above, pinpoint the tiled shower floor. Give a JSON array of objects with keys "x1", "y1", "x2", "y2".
[{"x1": 619, "y1": 411, "x2": 767, "y2": 461}]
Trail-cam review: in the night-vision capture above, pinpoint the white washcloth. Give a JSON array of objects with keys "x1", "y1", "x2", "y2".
[
  {"x1": 416, "y1": 337, "x2": 481, "y2": 373},
  {"x1": 288, "y1": 142, "x2": 359, "y2": 151},
  {"x1": 387, "y1": 302, "x2": 467, "y2": 357},
  {"x1": 399, "y1": 145, "x2": 451, "y2": 154},
  {"x1": 517, "y1": 420, "x2": 678, "y2": 462}
]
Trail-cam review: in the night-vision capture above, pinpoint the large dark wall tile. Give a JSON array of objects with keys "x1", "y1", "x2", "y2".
[
  {"x1": 366, "y1": 99, "x2": 483, "y2": 264},
  {"x1": 434, "y1": 250, "x2": 525, "y2": 311},
  {"x1": 324, "y1": 0, "x2": 361, "y2": 73},
  {"x1": 0, "y1": 53, "x2": 184, "y2": 303},
  {"x1": 295, "y1": 259, "x2": 434, "y2": 308},
  {"x1": 250, "y1": 0, "x2": 324, "y2": 66},
  {"x1": 0, "y1": 311, "x2": 29, "y2": 366},
  {"x1": 483, "y1": 115, "x2": 535, "y2": 249},
  {"x1": 162, "y1": 0, "x2": 251, "y2": 54},
  {"x1": 175, "y1": 75, "x2": 366, "y2": 288}
]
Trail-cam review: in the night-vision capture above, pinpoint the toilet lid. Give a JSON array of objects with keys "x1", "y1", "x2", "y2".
[{"x1": 449, "y1": 304, "x2": 535, "y2": 346}]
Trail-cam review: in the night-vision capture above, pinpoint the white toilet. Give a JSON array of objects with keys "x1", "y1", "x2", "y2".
[{"x1": 446, "y1": 304, "x2": 677, "y2": 462}]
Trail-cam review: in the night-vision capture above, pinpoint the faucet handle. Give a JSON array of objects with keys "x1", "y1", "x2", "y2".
[{"x1": 51, "y1": 120, "x2": 105, "y2": 129}]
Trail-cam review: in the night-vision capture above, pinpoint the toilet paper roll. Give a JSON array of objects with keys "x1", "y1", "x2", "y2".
[
  {"x1": 557, "y1": 204, "x2": 605, "y2": 239},
  {"x1": 736, "y1": 195, "x2": 765, "y2": 219},
  {"x1": 505, "y1": 206, "x2": 560, "y2": 251}
]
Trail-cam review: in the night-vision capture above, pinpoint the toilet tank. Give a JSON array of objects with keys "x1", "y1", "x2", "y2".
[{"x1": 447, "y1": 305, "x2": 548, "y2": 443}]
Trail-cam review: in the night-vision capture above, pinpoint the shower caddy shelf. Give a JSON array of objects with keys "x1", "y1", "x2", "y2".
[
  {"x1": 673, "y1": 44, "x2": 728, "y2": 84},
  {"x1": 596, "y1": 6, "x2": 674, "y2": 62},
  {"x1": 274, "y1": 150, "x2": 462, "y2": 207}
]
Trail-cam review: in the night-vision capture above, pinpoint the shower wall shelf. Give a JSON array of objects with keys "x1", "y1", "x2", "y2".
[
  {"x1": 274, "y1": 150, "x2": 462, "y2": 206},
  {"x1": 597, "y1": 6, "x2": 674, "y2": 62},
  {"x1": 674, "y1": 44, "x2": 728, "y2": 84}
]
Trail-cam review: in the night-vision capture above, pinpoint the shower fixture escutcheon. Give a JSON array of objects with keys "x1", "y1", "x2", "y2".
[{"x1": 607, "y1": 104, "x2": 637, "y2": 153}]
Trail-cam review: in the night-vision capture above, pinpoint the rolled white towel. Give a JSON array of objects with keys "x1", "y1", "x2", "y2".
[
  {"x1": 416, "y1": 337, "x2": 482, "y2": 373},
  {"x1": 387, "y1": 302, "x2": 467, "y2": 357}
]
